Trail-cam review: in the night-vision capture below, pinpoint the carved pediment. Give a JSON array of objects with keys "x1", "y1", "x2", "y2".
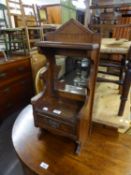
[{"x1": 46, "y1": 19, "x2": 100, "y2": 44}]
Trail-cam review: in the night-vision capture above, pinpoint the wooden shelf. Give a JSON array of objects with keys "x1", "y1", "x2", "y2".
[
  {"x1": 89, "y1": 23, "x2": 131, "y2": 30},
  {"x1": 37, "y1": 41, "x2": 99, "y2": 50},
  {"x1": 90, "y1": 2, "x2": 131, "y2": 38},
  {"x1": 90, "y1": 3, "x2": 131, "y2": 9}
]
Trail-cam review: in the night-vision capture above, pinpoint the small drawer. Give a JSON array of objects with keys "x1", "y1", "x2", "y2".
[{"x1": 35, "y1": 113, "x2": 75, "y2": 135}]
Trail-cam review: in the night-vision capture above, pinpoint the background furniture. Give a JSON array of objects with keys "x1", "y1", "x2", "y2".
[
  {"x1": 38, "y1": 0, "x2": 76, "y2": 24},
  {"x1": 6, "y1": 0, "x2": 24, "y2": 27},
  {"x1": 6, "y1": 0, "x2": 44, "y2": 51},
  {"x1": 6, "y1": 0, "x2": 38, "y2": 27},
  {"x1": 0, "y1": 3, "x2": 29, "y2": 57},
  {"x1": 21, "y1": 26, "x2": 44, "y2": 51},
  {"x1": 90, "y1": 1, "x2": 131, "y2": 116},
  {"x1": 36, "y1": 5, "x2": 48, "y2": 25},
  {"x1": 89, "y1": 2, "x2": 131, "y2": 37},
  {"x1": 31, "y1": 19, "x2": 100, "y2": 154},
  {"x1": 0, "y1": 28, "x2": 29, "y2": 57},
  {"x1": 98, "y1": 38, "x2": 131, "y2": 116},
  {"x1": 0, "y1": 56, "x2": 34, "y2": 122}
]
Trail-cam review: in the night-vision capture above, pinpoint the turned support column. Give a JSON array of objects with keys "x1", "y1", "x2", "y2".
[{"x1": 118, "y1": 61, "x2": 131, "y2": 116}]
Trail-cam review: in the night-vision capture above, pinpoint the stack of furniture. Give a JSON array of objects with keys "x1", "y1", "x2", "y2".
[
  {"x1": 6, "y1": 0, "x2": 44, "y2": 51},
  {"x1": 0, "y1": 28, "x2": 28, "y2": 57},
  {"x1": 31, "y1": 19, "x2": 101, "y2": 154},
  {"x1": 0, "y1": 2, "x2": 29, "y2": 57}
]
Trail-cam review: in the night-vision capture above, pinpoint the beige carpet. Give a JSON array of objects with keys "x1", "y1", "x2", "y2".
[{"x1": 93, "y1": 81, "x2": 131, "y2": 133}]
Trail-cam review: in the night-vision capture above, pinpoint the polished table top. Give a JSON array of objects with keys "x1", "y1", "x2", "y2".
[
  {"x1": 12, "y1": 105, "x2": 131, "y2": 175},
  {"x1": 101, "y1": 38, "x2": 131, "y2": 54}
]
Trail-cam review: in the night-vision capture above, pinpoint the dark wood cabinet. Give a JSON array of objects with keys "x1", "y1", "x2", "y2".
[
  {"x1": 31, "y1": 19, "x2": 100, "y2": 154},
  {"x1": 0, "y1": 57, "x2": 34, "y2": 121}
]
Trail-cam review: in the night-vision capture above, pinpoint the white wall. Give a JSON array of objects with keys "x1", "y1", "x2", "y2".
[
  {"x1": 72, "y1": 0, "x2": 86, "y2": 10},
  {"x1": 0, "y1": 0, "x2": 6, "y2": 4}
]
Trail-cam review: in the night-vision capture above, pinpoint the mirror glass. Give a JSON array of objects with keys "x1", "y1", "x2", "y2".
[{"x1": 54, "y1": 55, "x2": 92, "y2": 95}]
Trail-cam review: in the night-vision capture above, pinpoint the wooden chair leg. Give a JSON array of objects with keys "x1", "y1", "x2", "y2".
[
  {"x1": 118, "y1": 62, "x2": 131, "y2": 116},
  {"x1": 119, "y1": 57, "x2": 125, "y2": 94}
]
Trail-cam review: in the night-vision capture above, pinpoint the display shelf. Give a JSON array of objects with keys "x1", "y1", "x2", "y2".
[
  {"x1": 90, "y1": 3, "x2": 131, "y2": 10},
  {"x1": 90, "y1": 2, "x2": 131, "y2": 37}
]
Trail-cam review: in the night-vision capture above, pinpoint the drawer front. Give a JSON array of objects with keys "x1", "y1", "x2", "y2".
[
  {"x1": 35, "y1": 113, "x2": 75, "y2": 135},
  {"x1": 0, "y1": 76, "x2": 33, "y2": 120},
  {"x1": 0, "y1": 59, "x2": 31, "y2": 83},
  {"x1": 0, "y1": 76, "x2": 33, "y2": 105}
]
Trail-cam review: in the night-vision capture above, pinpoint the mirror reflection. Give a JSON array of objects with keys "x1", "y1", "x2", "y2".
[{"x1": 54, "y1": 55, "x2": 92, "y2": 95}]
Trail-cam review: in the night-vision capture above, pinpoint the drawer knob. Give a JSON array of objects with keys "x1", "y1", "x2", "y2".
[
  {"x1": 0, "y1": 72, "x2": 6, "y2": 78},
  {"x1": 48, "y1": 120, "x2": 60, "y2": 129}
]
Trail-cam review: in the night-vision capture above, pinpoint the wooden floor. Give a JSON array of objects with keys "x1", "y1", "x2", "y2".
[
  {"x1": 12, "y1": 105, "x2": 131, "y2": 175},
  {"x1": 35, "y1": 125, "x2": 131, "y2": 175}
]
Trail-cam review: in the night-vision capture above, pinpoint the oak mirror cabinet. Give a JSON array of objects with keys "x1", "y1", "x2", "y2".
[{"x1": 31, "y1": 19, "x2": 100, "y2": 154}]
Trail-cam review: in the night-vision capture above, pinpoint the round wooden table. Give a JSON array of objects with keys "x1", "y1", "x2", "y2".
[{"x1": 12, "y1": 105, "x2": 131, "y2": 175}]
